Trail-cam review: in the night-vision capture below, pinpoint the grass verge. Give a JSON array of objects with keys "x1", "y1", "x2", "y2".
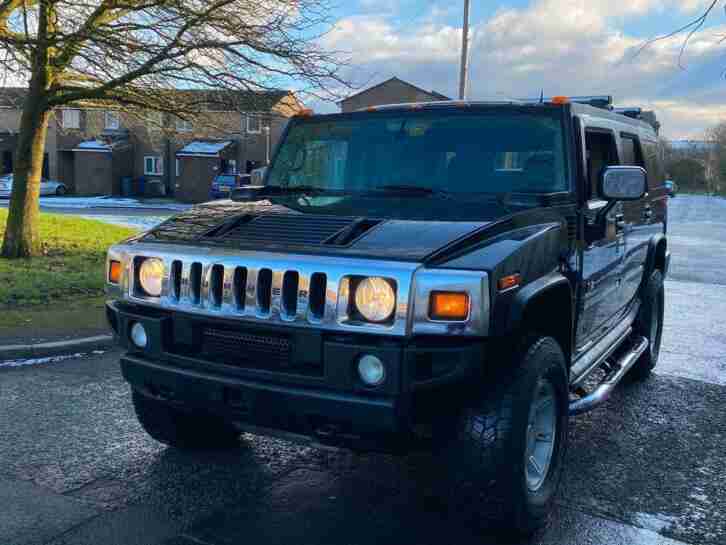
[{"x1": 0, "y1": 210, "x2": 137, "y2": 310}]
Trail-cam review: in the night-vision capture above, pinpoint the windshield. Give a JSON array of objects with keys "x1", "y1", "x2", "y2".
[{"x1": 266, "y1": 109, "x2": 569, "y2": 221}]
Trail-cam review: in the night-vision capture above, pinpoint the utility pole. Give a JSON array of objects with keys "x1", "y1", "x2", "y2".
[
  {"x1": 458, "y1": 0, "x2": 471, "y2": 100},
  {"x1": 264, "y1": 125, "x2": 271, "y2": 165}
]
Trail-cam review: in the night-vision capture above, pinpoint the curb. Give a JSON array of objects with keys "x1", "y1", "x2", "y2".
[{"x1": 0, "y1": 334, "x2": 115, "y2": 362}]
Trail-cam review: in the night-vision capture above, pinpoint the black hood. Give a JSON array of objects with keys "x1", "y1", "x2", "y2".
[{"x1": 140, "y1": 201, "x2": 492, "y2": 262}]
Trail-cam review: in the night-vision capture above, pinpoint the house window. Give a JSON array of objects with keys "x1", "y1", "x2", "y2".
[
  {"x1": 246, "y1": 115, "x2": 262, "y2": 134},
  {"x1": 105, "y1": 111, "x2": 120, "y2": 130},
  {"x1": 175, "y1": 117, "x2": 193, "y2": 132},
  {"x1": 144, "y1": 156, "x2": 163, "y2": 176},
  {"x1": 61, "y1": 109, "x2": 81, "y2": 129},
  {"x1": 175, "y1": 158, "x2": 181, "y2": 177}
]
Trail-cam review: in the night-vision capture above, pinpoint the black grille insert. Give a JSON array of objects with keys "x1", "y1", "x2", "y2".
[
  {"x1": 233, "y1": 267, "x2": 247, "y2": 310},
  {"x1": 282, "y1": 271, "x2": 299, "y2": 317},
  {"x1": 190, "y1": 327, "x2": 321, "y2": 376},
  {"x1": 210, "y1": 265, "x2": 224, "y2": 307},
  {"x1": 309, "y1": 273, "x2": 327, "y2": 320},
  {"x1": 257, "y1": 268, "x2": 272, "y2": 314},
  {"x1": 171, "y1": 261, "x2": 182, "y2": 299},
  {"x1": 190, "y1": 263, "x2": 202, "y2": 304}
]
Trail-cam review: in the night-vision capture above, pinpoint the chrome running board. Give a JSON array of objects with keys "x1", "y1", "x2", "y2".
[
  {"x1": 569, "y1": 336, "x2": 649, "y2": 416},
  {"x1": 570, "y1": 302, "x2": 640, "y2": 388}
]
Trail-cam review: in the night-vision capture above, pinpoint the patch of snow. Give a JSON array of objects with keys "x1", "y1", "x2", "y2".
[
  {"x1": 74, "y1": 140, "x2": 112, "y2": 152},
  {"x1": 632, "y1": 512, "x2": 679, "y2": 533},
  {"x1": 177, "y1": 140, "x2": 232, "y2": 157},
  {"x1": 36, "y1": 196, "x2": 191, "y2": 211},
  {"x1": 0, "y1": 353, "x2": 83, "y2": 368},
  {"x1": 80, "y1": 214, "x2": 170, "y2": 230}
]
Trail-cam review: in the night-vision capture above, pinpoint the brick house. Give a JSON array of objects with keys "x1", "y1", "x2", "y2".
[
  {"x1": 0, "y1": 88, "x2": 55, "y2": 178},
  {"x1": 0, "y1": 88, "x2": 303, "y2": 202},
  {"x1": 339, "y1": 77, "x2": 450, "y2": 112}
]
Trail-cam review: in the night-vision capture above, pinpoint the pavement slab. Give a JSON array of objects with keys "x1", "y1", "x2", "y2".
[
  {"x1": 667, "y1": 195, "x2": 726, "y2": 286},
  {"x1": 0, "y1": 476, "x2": 98, "y2": 545},
  {"x1": 45, "y1": 505, "x2": 178, "y2": 545}
]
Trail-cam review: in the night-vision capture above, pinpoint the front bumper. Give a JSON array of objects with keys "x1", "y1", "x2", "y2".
[{"x1": 108, "y1": 301, "x2": 485, "y2": 451}]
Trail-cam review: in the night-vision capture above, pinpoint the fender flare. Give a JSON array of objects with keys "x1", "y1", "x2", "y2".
[
  {"x1": 644, "y1": 234, "x2": 668, "y2": 280},
  {"x1": 506, "y1": 271, "x2": 573, "y2": 335}
]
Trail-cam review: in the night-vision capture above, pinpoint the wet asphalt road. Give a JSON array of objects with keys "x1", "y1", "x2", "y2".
[{"x1": 1, "y1": 195, "x2": 725, "y2": 545}]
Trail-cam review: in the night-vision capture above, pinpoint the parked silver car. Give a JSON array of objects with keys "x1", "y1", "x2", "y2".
[{"x1": 0, "y1": 174, "x2": 67, "y2": 198}]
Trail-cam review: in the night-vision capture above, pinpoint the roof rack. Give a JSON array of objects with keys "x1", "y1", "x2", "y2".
[
  {"x1": 517, "y1": 95, "x2": 613, "y2": 109},
  {"x1": 613, "y1": 107, "x2": 642, "y2": 119}
]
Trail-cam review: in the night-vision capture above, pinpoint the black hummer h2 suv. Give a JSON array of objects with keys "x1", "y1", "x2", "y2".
[{"x1": 106, "y1": 96, "x2": 669, "y2": 534}]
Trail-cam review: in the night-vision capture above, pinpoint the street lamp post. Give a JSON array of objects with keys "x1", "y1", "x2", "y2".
[{"x1": 458, "y1": 0, "x2": 471, "y2": 100}]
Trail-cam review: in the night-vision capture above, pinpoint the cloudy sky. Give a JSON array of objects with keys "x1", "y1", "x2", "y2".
[{"x1": 316, "y1": 0, "x2": 726, "y2": 138}]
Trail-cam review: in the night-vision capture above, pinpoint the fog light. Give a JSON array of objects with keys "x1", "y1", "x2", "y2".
[
  {"x1": 130, "y1": 322, "x2": 148, "y2": 349},
  {"x1": 358, "y1": 354, "x2": 385, "y2": 386}
]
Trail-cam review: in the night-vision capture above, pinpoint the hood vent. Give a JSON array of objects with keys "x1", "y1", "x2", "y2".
[
  {"x1": 324, "y1": 218, "x2": 382, "y2": 247},
  {"x1": 209, "y1": 213, "x2": 357, "y2": 246},
  {"x1": 201, "y1": 214, "x2": 256, "y2": 239}
]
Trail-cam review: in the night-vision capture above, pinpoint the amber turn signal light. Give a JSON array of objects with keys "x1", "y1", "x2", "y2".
[
  {"x1": 109, "y1": 260, "x2": 122, "y2": 284},
  {"x1": 429, "y1": 292, "x2": 470, "y2": 321},
  {"x1": 498, "y1": 273, "x2": 522, "y2": 292}
]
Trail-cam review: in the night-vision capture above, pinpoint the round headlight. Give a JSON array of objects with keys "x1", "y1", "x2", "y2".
[
  {"x1": 138, "y1": 258, "x2": 164, "y2": 297},
  {"x1": 354, "y1": 277, "x2": 396, "y2": 323}
]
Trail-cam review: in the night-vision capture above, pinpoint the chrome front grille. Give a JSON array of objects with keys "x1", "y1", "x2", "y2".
[
  {"x1": 111, "y1": 243, "x2": 419, "y2": 336},
  {"x1": 165, "y1": 259, "x2": 328, "y2": 323}
]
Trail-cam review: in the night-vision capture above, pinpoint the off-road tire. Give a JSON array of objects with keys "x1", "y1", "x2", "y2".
[
  {"x1": 435, "y1": 336, "x2": 569, "y2": 535},
  {"x1": 132, "y1": 391, "x2": 240, "y2": 450},
  {"x1": 628, "y1": 269, "x2": 664, "y2": 380}
]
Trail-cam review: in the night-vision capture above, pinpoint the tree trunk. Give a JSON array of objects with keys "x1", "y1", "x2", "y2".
[{"x1": 0, "y1": 91, "x2": 50, "y2": 258}]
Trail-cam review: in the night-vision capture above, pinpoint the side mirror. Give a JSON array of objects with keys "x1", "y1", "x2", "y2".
[
  {"x1": 230, "y1": 185, "x2": 266, "y2": 202},
  {"x1": 599, "y1": 166, "x2": 647, "y2": 201}
]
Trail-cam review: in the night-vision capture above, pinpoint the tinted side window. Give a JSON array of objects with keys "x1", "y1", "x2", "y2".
[
  {"x1": 585, "y1": 130, "x2": 619, "y2": 200},
  {"x1": 620, "y1": 134, "x2": 645, "y2": 167}
]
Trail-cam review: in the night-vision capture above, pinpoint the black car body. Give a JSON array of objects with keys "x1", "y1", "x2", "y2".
[{"x1": 106, "y1": 98, "x2": 669, "y2": 532}]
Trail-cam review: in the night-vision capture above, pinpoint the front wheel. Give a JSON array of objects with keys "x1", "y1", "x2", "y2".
[
  {"x1": 55, "y1": 185, "x2": 66, "y2": 196},
  {"x1": 436, "y1": 336, "x2": 569, "y2": 535},
  {"x1": 132, "y1": 391, "x2": 240, "y2": 450}
]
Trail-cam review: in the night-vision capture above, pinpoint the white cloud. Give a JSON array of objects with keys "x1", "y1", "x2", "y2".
[{"x1": 324, "y1": 0, "x2": 726, "y2": 137}]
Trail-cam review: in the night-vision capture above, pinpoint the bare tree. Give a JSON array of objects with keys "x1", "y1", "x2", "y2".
[
  {"x1": 635, "y1": 1, "x2": 722, "y2": 68},
  {"x1": 706, "y1": 122, "x2": 726, "y2": 193},
  {"x1": 0, "y1": 0, "x2": 348, "y2": 257}
]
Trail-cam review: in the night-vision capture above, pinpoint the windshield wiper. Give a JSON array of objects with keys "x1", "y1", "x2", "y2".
[
  {"x1": 265, "y1": 185, "x2": 350, "y2": 196},
  {"x1": 231, "y1": 184, "x2": 351, "y2": 202},
  {"x1": 368, "y1": 185, "x2": 454, "y2": 199}
]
